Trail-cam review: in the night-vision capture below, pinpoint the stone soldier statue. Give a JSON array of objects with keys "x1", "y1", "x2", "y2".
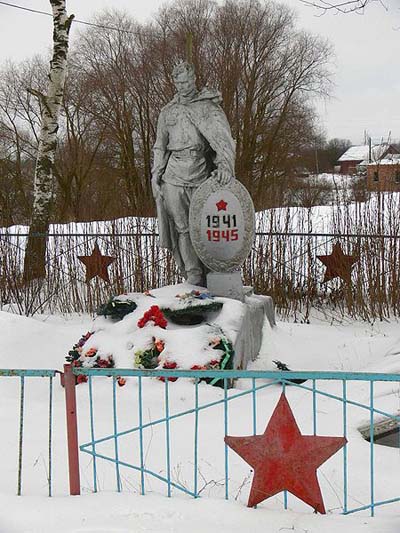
[{"x1": 151, "y1": 61, "x2": 236, "y2": 286}]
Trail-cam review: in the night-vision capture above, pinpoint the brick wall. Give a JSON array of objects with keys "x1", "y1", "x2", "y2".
[
  {"x1": 340, "y1": 161, "x2": 360, "y2": 175},
  {"x1": 367, "y1": 164, "x2": 400, "y2": 192}
]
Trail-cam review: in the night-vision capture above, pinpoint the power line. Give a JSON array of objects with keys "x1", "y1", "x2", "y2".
[{"x1": 0, "y1": 0, "x2": 144, "y2": 35}]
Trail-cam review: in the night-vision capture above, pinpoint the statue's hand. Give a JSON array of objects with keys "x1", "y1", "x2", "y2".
[
  {"x1": 211, "y1": 167, "x2": 232, "y2": 186},
  {"x1": 151, "y1": 177, "x2": 163, "y2": 200}
]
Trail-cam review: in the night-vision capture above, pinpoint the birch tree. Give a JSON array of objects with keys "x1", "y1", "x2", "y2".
[{"x1": 23, "y1": 0, "x2": 74, "y2": 282}]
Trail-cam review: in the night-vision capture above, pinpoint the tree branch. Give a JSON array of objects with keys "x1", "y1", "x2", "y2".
[
  {"x1": 27, "y1": 87, "x2": 46, "y2": 101},
  {"x1": 27, "y1": 87, "x2": 51, "y2": 115},
  {"x1": 299, "y1": 0, "x2": 386, "y2": 14}
]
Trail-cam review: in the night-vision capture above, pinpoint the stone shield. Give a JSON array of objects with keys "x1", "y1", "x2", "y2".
[{"x1": 189, "y1": 177, "x2": 255, "y2": 272}]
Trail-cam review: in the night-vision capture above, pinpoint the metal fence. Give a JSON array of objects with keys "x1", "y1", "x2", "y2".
[
  {"x1": 69, "y1": 366, "x2": 400, "y2": 517},
  {"x1": 0, "y1": 369, "x2": 57, "y2": 496},
  {"x1": 1, "y1": 229, "x2": 399, "y2": 319},
  {"x1": 1, "y1": 365, "x2": 399, "y2": 517}
]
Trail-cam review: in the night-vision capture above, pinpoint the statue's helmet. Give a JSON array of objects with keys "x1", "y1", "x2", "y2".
[{"x1": 172, "y1": 61, "x2": 195, "y2": 81}]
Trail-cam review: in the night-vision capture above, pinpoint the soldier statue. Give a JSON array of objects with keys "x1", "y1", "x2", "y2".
[{"x1": 151, "y1": 61, "x2": 236, "y2": 286}]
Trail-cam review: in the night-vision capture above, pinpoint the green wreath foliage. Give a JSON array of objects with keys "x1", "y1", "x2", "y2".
[
  {"x1": 134, "y1": 347, "x2": 159, "y2": 369},
  {"x1": 162, "y1": 301, "x2": 223, "y2": 325},
  {"x1": 97, "y1": 298, "x2": 137, "y2": 320},
  {"x1": 207, "y1": 339, "x2": 234, "y2": 388}
]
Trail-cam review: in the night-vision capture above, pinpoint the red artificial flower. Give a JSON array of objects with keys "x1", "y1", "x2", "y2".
[
  {"x1": 85, "y1": 348, "x2": 98, "y2": 357},
  {"x1": 77, "y1": 374, "x2": 88, "y2": 384},
  {"x1": 144, "y1": 290, "x2": 154, "y2": 297},
  {"x1": 117, "y1": 377, "x2": 126, "y2": 387},
  {"x1": 163, "y1": 361, "x2": 177, "y2": 369},
  {"x1": 154, "y1": 338, "x2": 165, "y2": 352},
  {"x1": 191, "y1": 364, "x2": 207, "y2": 371},
  {"x1": 96, "y1": 358, "x2": 110, "y2": 368},
  {"x1": 159, "y1": 360, "x2": 178, "y2": 382},
  {"x1": 209, "y1": 337, "x2": 221, "y2": 347},
  {"x1": 137, "y1": 305, "x2": 167, "y2": 329}
]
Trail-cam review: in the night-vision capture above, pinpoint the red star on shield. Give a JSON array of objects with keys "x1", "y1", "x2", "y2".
[
  {"x1": 216, "y1": 199, "x2": 228, "y2": 211},
  {"x1": 225, "y1": 393, "x2": 346, "y2": 513},
  {"x1": 78, "y1": 243, "x2": 115, "y2": 283},
  {"x1": 317, "y1": 242, "x2": 358, "y2": 283}
]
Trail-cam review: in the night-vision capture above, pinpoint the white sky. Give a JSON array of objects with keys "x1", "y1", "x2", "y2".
[{"x1": 0, "y1": 0, "x2": 399, "y2": 144}]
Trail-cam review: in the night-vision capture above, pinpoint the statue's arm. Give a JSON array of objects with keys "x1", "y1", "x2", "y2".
[
  {"x1": 212, "y1": 143, "x2": 235, "y2": 185},
  {"x1": 201, "y1": 103, "x2": 236, "y2": 185},
  {"x1": 151, "y1": 111, "x2": 169, "y2": 198}
]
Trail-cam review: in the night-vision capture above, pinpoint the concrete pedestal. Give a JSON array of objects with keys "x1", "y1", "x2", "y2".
[
  {"x1": 207, "y1": 272, "x2": 275, "y2": 369},
  {"x1": 233, "y1": 294, "x2": 276, "y2": 370},
  {"x1": 207, "y1": 271, "x2": 244, "y2": 302}
]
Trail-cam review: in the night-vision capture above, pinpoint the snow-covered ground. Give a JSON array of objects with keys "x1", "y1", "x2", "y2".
[
  {"x1": 2, "y1": 190, "x2": 399, "y2": 236},
  {"x1": 0, "y1": 298, "x2": 400, "y2": 532}
]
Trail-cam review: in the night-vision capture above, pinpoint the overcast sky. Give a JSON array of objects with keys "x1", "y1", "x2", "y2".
[{"x1": 0, "y1": 0, "x2": 399, "y2": 144}]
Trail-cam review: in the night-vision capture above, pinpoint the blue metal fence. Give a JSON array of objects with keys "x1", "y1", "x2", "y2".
[
  {"x1": 0, "y1": 369, "x2": 57, "y2": 496},
  {"x1": 1, "y1": 366, "x2": 399, "y2": 517},
  {"x1": 74, "y1": 368, "x2": 400, "y2": 517}
]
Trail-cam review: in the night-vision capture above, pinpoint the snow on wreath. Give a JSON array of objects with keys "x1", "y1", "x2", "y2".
[{"x1": 65, "y1": 289, "x2": 233, "y2": 387}]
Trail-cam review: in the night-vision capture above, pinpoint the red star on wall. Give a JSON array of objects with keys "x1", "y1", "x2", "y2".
[
  {"x1": 317, "y1": 242, "x2": 358, "y2": 283},
  {"x1": 78, "y1": 243, "x2": 115, "y2": 283},
  {"x1": 225, "y1": 393, "x2": 346, "y2": 513},
  {"x1": 216, "y1": 199, "x2": 228, "y2": 211}
]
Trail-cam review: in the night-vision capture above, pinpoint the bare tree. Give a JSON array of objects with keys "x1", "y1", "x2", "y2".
[
  {"x1": 299, "y1": 0, "x2": 381, "y2": 14},
  {"x1": 53, "y1": 66, "x2": 111, "y2": 221},
  {"x1": 72, "y1": 11, "x2": 154, "y2": 216},
  {"x1": 0, "y1": 58, "x2": 47, "y2": 225},
  {"x1": 23, "y1": 0, "x2": 74, "y2": 282},
  {"x1": 1, "y1": 0, "x2": 333, "y2": 226},
  {"x1": 154, "y1": 0, "x2": 333, "y2": 208}
]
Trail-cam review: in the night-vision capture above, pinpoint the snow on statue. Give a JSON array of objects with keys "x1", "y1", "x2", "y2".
[{"x1": 151, "y1": 61, "x2": 236, "y2": 286}]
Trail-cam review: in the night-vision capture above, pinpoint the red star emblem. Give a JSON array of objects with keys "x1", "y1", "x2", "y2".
[
  {"x1": 78, "y1": 243, "x2": 115, "y2": 283},
  {"x1": 225, "y1": 393, "x2": 346, "y2": 513},
  {"x1": 317, "y1": 242, "x2": 358, "y2": 283},
  {"x1": 216, "y1": 199, "x2": 228, "y2": 211}
]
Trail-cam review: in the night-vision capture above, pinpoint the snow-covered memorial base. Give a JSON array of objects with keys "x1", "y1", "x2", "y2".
[{"x1": 66, "y1": 283, "x2": 275, "y2": 382}]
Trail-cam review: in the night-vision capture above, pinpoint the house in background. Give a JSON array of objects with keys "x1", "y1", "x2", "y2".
[
  {"x1": 337, "y1": 143, "x2": 398, "y2": 175},
  {"x1": 367, "y1": 154, "x2": 400, "y2": 192}
]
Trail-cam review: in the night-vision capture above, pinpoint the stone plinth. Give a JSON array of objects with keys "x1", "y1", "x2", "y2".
[
  {"x1": 233, "y1": 294, "x2": 275, "y2": 370},
  {"x1": 207, "y1": 271, "x2": 244, "y2": 302}
]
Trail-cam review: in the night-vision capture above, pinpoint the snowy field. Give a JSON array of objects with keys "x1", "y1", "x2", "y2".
[
  {"x1": 0, "y1": 300, "x2": 400, "y2": 532},
  {"x1": 2, "y1": 191, "x2": 399, "y2": 236}
]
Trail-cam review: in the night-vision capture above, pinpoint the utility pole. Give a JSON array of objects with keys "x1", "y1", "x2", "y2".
[
  {"x1": 186, "y1": 33, "x2": 193, "y2": 64},
  {"x1": 368, "y1": 136, "x2": 372, "y2": 163},
  {"x1": 314, "y1": 145, "x2": 319, "y2": 175}
]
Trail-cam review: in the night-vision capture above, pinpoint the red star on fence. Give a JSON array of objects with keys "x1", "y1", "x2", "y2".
[
  {"x1": 78, "y1": 243, "x2": 115, "y2": 283},
  {"x1": 317, "y1": 242, "x2": 358, "y2": 283},
  {"x1": 225, "y1": 393, "x2": 346, "y2": 513},
  {"x1": 216, "y1": 199, "x2": 228, "y2": 211}
]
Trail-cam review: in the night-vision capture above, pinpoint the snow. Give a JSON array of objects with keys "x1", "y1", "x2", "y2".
[
  {"x1": 338, "y1": 144, "x2": 392, "y2": 162},
  {"x1": 0, "y1": 304, "x2": 400, "y2": 532},
  {"x1": 2, "y1": 189, "x2": 400, "y2": 247},
  {"x1": 1, "y1": 492, "x2": 399, "y2": 533},
  {"x1": 1, "y1": 190, "x2": 400, "y2": 531},
  {"x1": 79, "y1": 283, "x2": 243, "y2": 370},
  {"x1": 368, "y1": 156, "x2": 400, "y2": 166},
  {"x1": 256, "y1": 191, "x2": 400, "y2": 235}
]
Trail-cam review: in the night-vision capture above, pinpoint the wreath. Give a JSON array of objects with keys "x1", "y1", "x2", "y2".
[{"x1": 97, "y1": 297, "x2": 137, "y2": 320}]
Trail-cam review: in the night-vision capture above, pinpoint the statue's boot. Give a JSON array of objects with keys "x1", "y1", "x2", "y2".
[{"x1": 178, "y1": 232, "x2": 205, "y2": 286}]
